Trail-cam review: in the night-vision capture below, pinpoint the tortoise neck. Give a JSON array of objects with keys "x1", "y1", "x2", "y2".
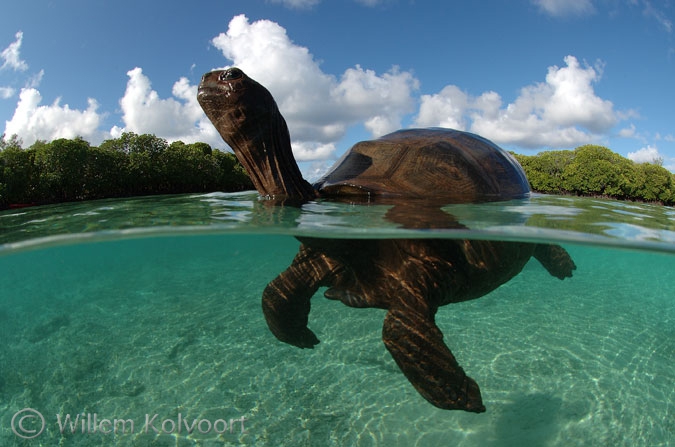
[{"x1": 226, "y1": 112, "x2": 317, "y2": 202}]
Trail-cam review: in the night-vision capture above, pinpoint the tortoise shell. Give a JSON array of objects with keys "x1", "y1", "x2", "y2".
[{"x1": 314, "y1": 128, "x2": 530, "y2": 203}]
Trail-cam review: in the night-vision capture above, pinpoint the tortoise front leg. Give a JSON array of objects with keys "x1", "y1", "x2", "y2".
[
  {"x1": 533, "y1": 244, "x2": 576, "y2": 279},
  {"x1": 262, "y1": 243, "x2": 340, "y2": 349}
]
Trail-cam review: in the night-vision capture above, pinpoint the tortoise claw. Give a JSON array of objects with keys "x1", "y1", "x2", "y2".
[{"x1": 276, "y1": 326, "x2": 320, "y2": 349}]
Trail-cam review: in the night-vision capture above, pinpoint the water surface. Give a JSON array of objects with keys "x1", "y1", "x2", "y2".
[{"x1": 0, "y1": 193, "x2": 673, "y2": 446}]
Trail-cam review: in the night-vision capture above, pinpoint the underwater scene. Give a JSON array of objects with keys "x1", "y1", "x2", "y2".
[{"x1": 0, "y1": 192, "x2": 673, "y2": 446}]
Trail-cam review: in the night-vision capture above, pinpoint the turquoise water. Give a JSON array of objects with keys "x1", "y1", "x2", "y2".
[{"x1": 0, "y1": 193, "x2": 673, "y2": 446}]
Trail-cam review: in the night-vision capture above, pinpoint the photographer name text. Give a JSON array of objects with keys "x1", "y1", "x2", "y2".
[{"x1": 11, "y1": 408, "x2": 248, "y2": 439}]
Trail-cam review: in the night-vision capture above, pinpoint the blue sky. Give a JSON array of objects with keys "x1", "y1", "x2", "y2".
[{"x1": 1, "y1": 0, "x2": 674, "y2": 175}]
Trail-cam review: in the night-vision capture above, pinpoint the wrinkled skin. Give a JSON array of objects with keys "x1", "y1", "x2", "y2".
[{"x1": 198, "y1": 68, "x2": 576, "y2": 412}]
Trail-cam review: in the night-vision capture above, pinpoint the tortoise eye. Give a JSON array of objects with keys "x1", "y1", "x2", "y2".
[{"x1": 219, "y1": 68, "x2": 243, "y2": 81}]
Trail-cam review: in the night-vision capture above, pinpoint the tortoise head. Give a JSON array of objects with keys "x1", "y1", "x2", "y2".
[{"x1": 198, "y1": 67, "x2": 316, "y2": 201}]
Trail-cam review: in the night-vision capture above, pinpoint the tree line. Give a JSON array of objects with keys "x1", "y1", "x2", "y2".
[
  {"x1": 1, "y1": 134, "x2": 673, "y2": 209},
  {"x1": 512, "y1": 145, "x2": 675, "y2": 206},
  {"x1": 0, "y1": 132, "x2": 253, "y2": 209}
]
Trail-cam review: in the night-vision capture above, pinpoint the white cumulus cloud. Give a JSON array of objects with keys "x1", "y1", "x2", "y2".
[
  {"x1": 3, "y1": 16, "x2": 418, "y2": 156},
  {"x1": 641, "y1": 1, "x2": 672, "y2": 33},
  {"x1": 4, "y1": 88, "x2": 102, "y2": 145},
  {"x1": 111, "y1": 67, "x2": 220, "y2": 146},
  {"x1": 292, "y1": 142, "x2": 337, "y2": 162},
  {"x1": 532, "y1": 0, "x2": 595, "y2": 17},
  {"x1": 1, "y1": 31, "x2": 29, "y2": 72},
  {"x1": 25, "y1": 69, "x2": 44, "y2": 89},
  {"x1": 415, "y1": 55, "x2": 617, "y2": 148},
  {"x1": 269, "y1": 0, "x2": 384, "y2": 8},
  {"x1": 0, "y1": 15, "x2": 640, "y2": 167},
  {"x1": 627, "y1": 145, "x2": 662, "y2": 164},
  {"x1": 210, "y1": 14, "x2": 418, "y2": 160},
  {"x1": 269, "y1": 0, "x2": 320, "y2": 8},
  {"x1": 0, "y1": 86, "x2": 15, "y2": 99},
  {"x1": 355, "y1": 0, "x2": 386, "y2": 6},
  {"x1": 618, "y1": 123, "x2": 637, "y2": 138},
  {"x1": 629, "y1": 145, "x2": 675, "y2": 172}
]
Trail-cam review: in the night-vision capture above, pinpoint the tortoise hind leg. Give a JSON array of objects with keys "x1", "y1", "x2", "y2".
[
  {"x1": 533, "y1": 244, "x2": 576, "y2": 279},
  {"x1": 382, "y1": 306, "x2": 485, "y2": 413}
]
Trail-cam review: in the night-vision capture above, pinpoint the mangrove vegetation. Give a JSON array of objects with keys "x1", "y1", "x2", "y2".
[
  {"x1": 1, "y1": 134, "x2": 673, "y2": 208},
  {"x1": 0, "y1": 133, "x2": 253, "y2": 208},
  {"x1": 512, "y1": 145, "x2": 675, "y2": 206}
]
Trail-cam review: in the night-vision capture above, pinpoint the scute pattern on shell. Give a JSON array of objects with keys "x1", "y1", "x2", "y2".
[{"x1": 314, "y1": 128, "x2": 530, "y2": 203}]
